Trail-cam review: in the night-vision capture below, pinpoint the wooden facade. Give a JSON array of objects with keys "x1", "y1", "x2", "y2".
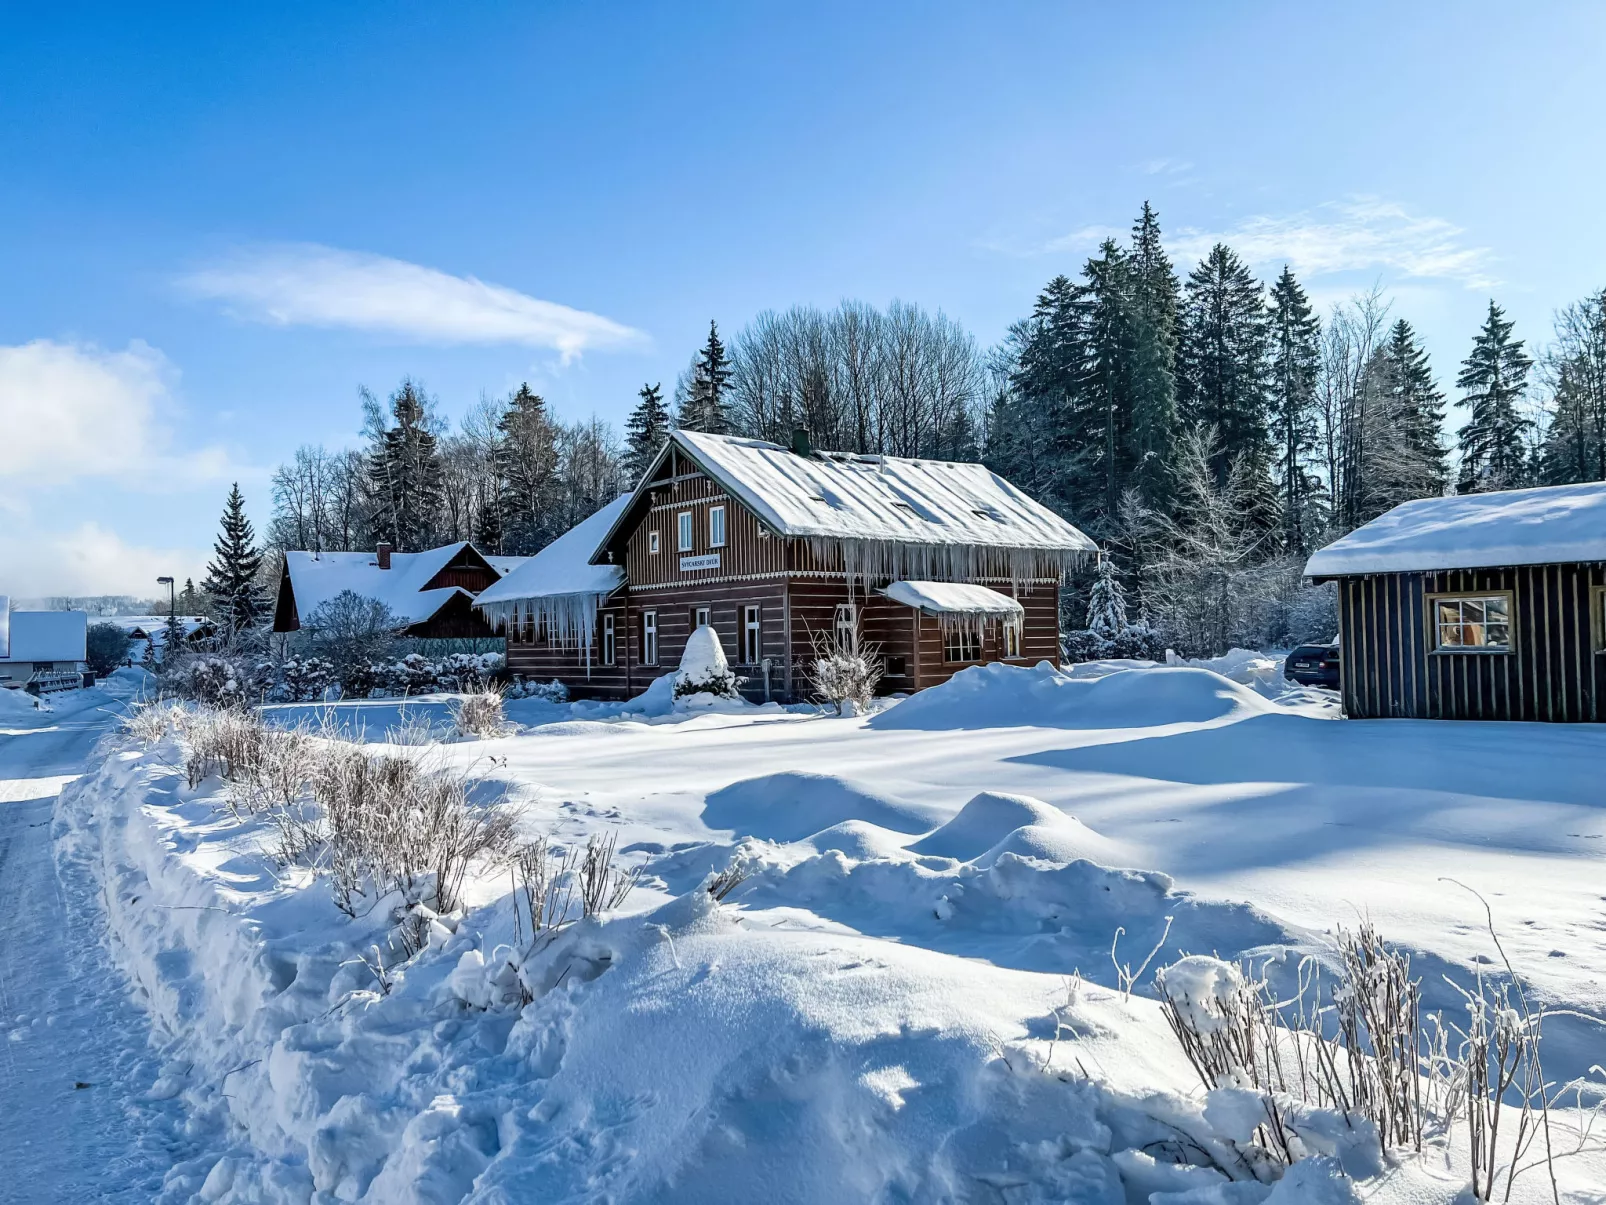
[
  {"x1": 1325, "y1": 563, "x2": 1606, "y2": 722},
  {"x1": 505, "y1": 442, "x2": 1063, "y2": 701}
]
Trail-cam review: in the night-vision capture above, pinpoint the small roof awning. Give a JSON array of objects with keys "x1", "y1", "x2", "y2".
[{"x1": 878, "y1": 580, "x2": 1024, "y2": 619}]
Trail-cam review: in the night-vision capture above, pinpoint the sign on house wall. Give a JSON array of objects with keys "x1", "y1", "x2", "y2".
[{"x1": 679, "y1": 553, "x2": 720, "y2": 572}]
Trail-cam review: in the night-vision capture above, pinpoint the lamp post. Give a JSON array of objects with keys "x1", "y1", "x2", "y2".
[{"x1": 157, "y1": 576, "x2": 176, "y2": 666}]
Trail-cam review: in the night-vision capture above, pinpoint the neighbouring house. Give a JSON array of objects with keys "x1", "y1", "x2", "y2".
[
  {"x1": 475, "y1": 429, "x2": 1096, "y2": 701},
  {"x1": 109, "y1": 614, "x2": 217, "y2": 663},
  {"x1": 272, "y1": 542, "x2": 529, "y2": 641},
  {"x1": 0, "y1": 608, "x2": 89, "y2": 688},
  {"x1": 1304, "y1": 481, "x2": 1606, "y2": 722}
]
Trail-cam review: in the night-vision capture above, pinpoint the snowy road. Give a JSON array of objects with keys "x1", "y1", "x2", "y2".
[{"x1": 0, "y1": 692, "x2": 194, "y2": 1203}]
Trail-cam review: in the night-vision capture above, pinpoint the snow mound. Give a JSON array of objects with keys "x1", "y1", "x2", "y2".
[
  {"x1": 701, "y1": 771, "x2": 945, "y2": 843},
  {"x1": 908, "y1": 791, "x2": 1077, "y2": 858},
  {"x1": 0, "y1": 686, "x2": 47, "y2": 717},
  {"x1": 803, "y1": 819, "x2": 919, "y2": 861},
  {"x1": 872, "y1": 662, "x2": 1274, "y2": 730},
  {"x1": 973, "y1": 819, "x2": 1131, "y2": 869}
]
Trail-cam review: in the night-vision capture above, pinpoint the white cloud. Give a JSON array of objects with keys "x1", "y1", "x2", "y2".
[
  {"x1": 1141, "y1": 157, "x2": 1194, "y2": 176},
  {"x1": 0, "y1": 339, "x2": 232, "y2": 490},
  {"x1": 1045, "y1": 199, "x2": 1496, "y2": 288},
  {"x1": 180, "y1": 244, "x2": 646, "y2": 360},
  {"x1": 0, "y1": 521, "x2": 206, "y2": 598}
]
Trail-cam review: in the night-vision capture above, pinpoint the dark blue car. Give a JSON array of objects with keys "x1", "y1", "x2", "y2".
[{"x1": 1284, "y1": 642, "x2": 1340, "y2": 688}]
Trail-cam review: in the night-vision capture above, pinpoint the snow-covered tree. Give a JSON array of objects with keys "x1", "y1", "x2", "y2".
[
  {"x1": 1127, "y1": 202, "x2": 1180, "y2": 512},
  {"x1": 201, "y1": 483, "x2": 266, "y2": 636},
  {"x1": 674, "y1": 624, "x2": 741, "y2": 701},
  {"x1": 1267, "y1": 266, "x2": 1321, "y2": 553},
  {"x1": 1085, "y1": 559, "x2": 1129, "y2": 639},
  {"x1": 1456, "y1": 302, "x2": 1532, "y2": 494},
  {"x1": 496, "y1": 383, "x2": 563, "y2": 555},
  {"x1": 1178, "y1": 244, "x2": 1271, "y2": 488}
]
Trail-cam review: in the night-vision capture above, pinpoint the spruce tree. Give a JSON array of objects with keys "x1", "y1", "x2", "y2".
[
  {"x1": 496, "y1": 383, "x2": 563, "y2": 554},
  {"x1": 1127, "y1": 202, "x2": 1180, "y2": 511},
  {"x1": 624, "y1": 382, "x2": 671, "y2": 482},
  {"x1": 365, "y1": 379, "x2": 445, "y2": 551},
  {"x1": 1082, "y1": 240, "x2": 1137, "y2": 524},
  {"x1": 1266, "y1": 266, "x2": 1322, "y2": 552},
  {"x1": 678, "y1": 321, "x2": 733, "y2": 434},
  {"x1": 1006, "y1": 275, "x2": 1090, "y2": 518},
  {"x1": 1177, "y1": 244, "x2": 1272, "y2": 487},
  {"x1": 1085, "y1": 558, "x2": 1129, "y2": 639},
  {"x1": 201, "y1": 483, "x2": 266, "y2": 636},
  {"x1": 1381, "y1": 320, "x2": 1449, "y2": 495},
  {"x1": 1455, "y1": 301, "x2": 1532, "y2": 493}
]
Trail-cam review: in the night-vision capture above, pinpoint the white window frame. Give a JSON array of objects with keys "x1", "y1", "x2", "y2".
[
  {"x1": 1429, "y1": 591, "x2": 1513, "y2": 653},
  {"x1": 601, "y1": 614, "x2": 616, "y2": 667},
  {"x1": 677, "y1": 511, "x2": 693, "y2": 552},
  {"x1": 943, "y1": 626, "x2": 981, "y2": 664},
  {"x1": 693, "y1": 605, "x2": 711, "y2": 631},
  {"x1": 649, "y1": 530, "x2": 660, "y2": 554},
  {"x1": 709, "y1": 505, "x2": 727, "y2": 548},
  {"x1": 833, "y1": 602, "x2": 857, "y2": 653},
  {"x1": 1003, "y1": 617, "x2": 1022, "y2": 659},
  {"x1": 1592, "y1": 584, "x2": 1606, "y2": 652},
  {"x1": 642, "y1": 610, "x2": 659, "y2": 666},
  {"x1": 742, "y1": 604, "x2": 761, "y2": 664}
]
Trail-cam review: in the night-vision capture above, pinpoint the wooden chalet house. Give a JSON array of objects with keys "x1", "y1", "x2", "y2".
[
  {"x1": 475, "y1": 429, "x2": 1095, "y2": 701},
  {"x1": 273, "y1": 542, "x2": 528, "y2": 640},
  {"x1": 1305, "y1": 481, "x2": 1606, "y2": 722}
]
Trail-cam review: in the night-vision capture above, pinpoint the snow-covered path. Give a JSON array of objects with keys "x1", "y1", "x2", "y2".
[{"x1": 0, "y1": 693, "x2": 194, "y2": 1203}]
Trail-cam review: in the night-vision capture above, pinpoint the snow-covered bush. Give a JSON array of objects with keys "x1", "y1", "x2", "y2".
[
  {"x1": 380, "y1": 652, "x2": 439, "y2": 696},
  {"x1": 452, "y1": 685, "x2": 510, "y2": 739},
  {"x1": 808, "y1": 626, "x2": 882, "y2": 715},
  {"x1": 507, "y1": 677, "x2": 568, "y2": 703},
  {"x1": 303, "y1": 590, "x2": 401, "y2": 695},
  {"x1": 1061, "y1": 621, "x2": 1167, "y2": 664},
  {"x1": 436, "y1": 651, "x2": 503, "y2": 691},
  {"x1": 673, "y1": 624, "x2": 741, "y2": 701},
  {"x1": 122, "y1": 697, "x2": 186, "y2": 743},
  {"x1": 163, "y1": 653, "x2": 250, "y2": 707},
  {"x1": 1085, "y1": 559, "x2": 1128, "y2": 639},
  {"x1": 278, "y1": 655, "x2": 335, "y2": 702}
]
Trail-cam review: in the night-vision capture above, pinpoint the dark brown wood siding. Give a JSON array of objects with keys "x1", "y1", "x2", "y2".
[
  {"x1": 1334, "y1": 563, "x2": 1606, "y2": 721},
  {"x1": 505, "y1": 597, "x2": 632, "y2": 698}
]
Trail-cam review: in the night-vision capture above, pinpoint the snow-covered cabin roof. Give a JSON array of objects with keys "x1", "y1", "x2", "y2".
[
  {"x1": 0, "y1": 610, "x2": 88, "y2": 663},
  {"x1": 104, "y1": 615, "x2": 212, "y2": 639},
  {"x1": 879, "y1": 581, "x2": 1025, "y2": 618},
  {"x1": 283, "y1": 542, "x2": 523, "y2": 628},
  {"x1": 592, "y1": 431, "x2": 1095, "y2": 583},
  {"x1": 474, "y1": 497, "x2": 629, "y2": 649},
  {"x1": 1304, "y1": 482, "x2": 1606, "y2": 578}
]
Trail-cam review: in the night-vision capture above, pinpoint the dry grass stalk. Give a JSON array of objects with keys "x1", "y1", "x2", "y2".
[{"x1": 452, "y1": 686, "x2": 510, "y2": 739}]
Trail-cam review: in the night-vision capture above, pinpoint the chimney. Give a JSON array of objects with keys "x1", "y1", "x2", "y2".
[
  {"x1": 790, "y1": 427, "x2": 812, "y2": 457},
  {"x1": 376, "y1": 542, "x2": 392, "y2": 570}
]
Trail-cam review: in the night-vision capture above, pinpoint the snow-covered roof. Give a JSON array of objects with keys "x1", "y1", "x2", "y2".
[
  {"x1": 103, "y1": 615, "x2": 212, "y2": 638},
  {"x1": 0, "y1": 610, "x2": 88, "y2": 663},
  {"x1": 1305, "y1": 482, "x2": 1606, "y2": 578},
  {"x1": 474, "y1": 496, "x2": 630, "y2": 650},
  {"x1": 879, "y1": 581, "x2": 1025, "y2": 618},
  {"x1": 662, "y1": 431, "x2": 1096, "y2": 561},
  {"x1": 283, "y1": 542, "x2": 518, "y2": 627}
]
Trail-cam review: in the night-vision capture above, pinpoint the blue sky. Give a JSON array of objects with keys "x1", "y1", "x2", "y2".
[{"x1": 3, "y1": 2, "x2": 1603, "y2": 596}]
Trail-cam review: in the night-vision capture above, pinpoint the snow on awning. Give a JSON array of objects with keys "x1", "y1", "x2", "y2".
[
  {"x1": 475, "y1": 496, "x2": 630, "y2": 659},
  {"x1": 879, "y1": 581, "x2": 1023, "y2": 635},
  {"x1": 1304, "y1": 482, "x2": 1606, "y2": 578}
]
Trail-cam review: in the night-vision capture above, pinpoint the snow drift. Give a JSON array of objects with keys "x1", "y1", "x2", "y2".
[{"x1": 872, "y1": 661, "x2": 1275, "y2": 731}]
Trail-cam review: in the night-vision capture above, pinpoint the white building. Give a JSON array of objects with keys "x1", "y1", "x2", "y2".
[{"x1": 0, "y1": 606, "x2": 89, "y2": 688}]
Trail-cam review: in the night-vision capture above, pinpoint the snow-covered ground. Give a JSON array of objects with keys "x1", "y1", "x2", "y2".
[{"x1": 18, "y1": 658, "x2": 1606, "y2": 1201}]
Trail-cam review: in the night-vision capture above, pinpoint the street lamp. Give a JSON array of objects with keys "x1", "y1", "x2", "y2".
[{"x1": 157, "y1": 576, "x2": 176, "y2": 664}]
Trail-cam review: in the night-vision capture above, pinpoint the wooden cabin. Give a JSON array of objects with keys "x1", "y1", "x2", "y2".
[
  {"x1": 475, "y1": 429, "x2": 1095, "y2": 701},
  {"x1": 1305, "y1": 481, "x2": 1606, "y2": 722},
  {"x1": 273, "y1": 542, "x2": 528, "y2": 640}
]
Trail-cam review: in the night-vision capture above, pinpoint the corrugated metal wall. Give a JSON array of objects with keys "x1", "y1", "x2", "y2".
[{"x1": 1336, "y1": 563, "x2": 1606, "y2": 721}]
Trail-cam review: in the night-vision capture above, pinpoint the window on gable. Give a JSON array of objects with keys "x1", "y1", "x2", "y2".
[
  {"x1": 678, "y1": 511, "x2": 693, "y2": 552},
  {"x1": 649, "y1": 530, "x2": 660, "y2": 554},
  {"x1": 1432, "y1": 593, "x2": 1512, "y2": 652},
  {"x1": 709, "y1": 505, "x2": 726, "y2": 548}
]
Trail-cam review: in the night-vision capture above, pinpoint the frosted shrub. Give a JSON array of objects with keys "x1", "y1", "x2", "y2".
[
  {"x1": 182, "y1": 706, "x2": 273, "y2": 787},
  {"x1": 673, "y1": 624, "x2": 741, "y2": 701},
  {"x1": 278, "y1": 656, "x2": 335, "y2": 702},
  {"x1": 452, "y1": 686, "x2": 510, "y2": 739},
  {"x1": 165, "y1": 653, "x2": 251, "y2": 707},
  {"x1": 123, "y1": 697, "x2": 186, "y2": 743},
  {"x1": 807, "y1": 622, "x2": 881, "y2": 715},
  {"x1": 437, "y1": 652, "x2": 503, "y2": 691},
  {"x1": 508, "y1": 677, "x2": 568, "y2": 703}
]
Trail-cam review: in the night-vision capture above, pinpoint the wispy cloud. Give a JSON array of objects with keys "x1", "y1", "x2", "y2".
[
  {"x1": 1140, "y1": 157, "x2": 1194, "y2": 176},
  {"x1": 180, "y1": 244, "x2": 646, "y2": 360},
  {"x1": 1042, "y1": 199, "x2": 1496, "y2": 288}
]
